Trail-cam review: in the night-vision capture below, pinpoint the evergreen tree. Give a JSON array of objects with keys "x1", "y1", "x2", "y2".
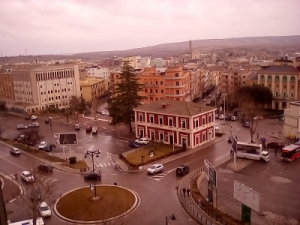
[{"x1": 107, "y1": 62, "x2": 145, "y2": 133}]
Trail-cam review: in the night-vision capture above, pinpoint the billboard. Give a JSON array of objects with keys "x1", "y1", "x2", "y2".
[
  {"x1": 54, "y1": 133, "x2": 78, "y2": 145},
  {"x1": 233, "y1": 180, "x2": 260, "y2": 212},
  {"x1": 204, "y1": 159, "x2": 217, "y2": 187}
]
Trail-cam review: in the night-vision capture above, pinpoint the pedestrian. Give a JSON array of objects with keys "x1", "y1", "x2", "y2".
[
  {"x1": 230, "y1": 149, "x2": 234, "y2": 156},
  {"x1": 187, "y1": 188, "x2": 190, "y2": 196},
  {"x1": 182, "y1": 188, "x2": 186, "y2": 197}
]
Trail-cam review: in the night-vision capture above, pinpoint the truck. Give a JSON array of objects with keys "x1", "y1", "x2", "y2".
[{"x1": 233, "y1": 142, "x2": 269, "y2": 162}]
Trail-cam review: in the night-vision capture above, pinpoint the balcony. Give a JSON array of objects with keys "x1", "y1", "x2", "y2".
[{"x1": 144, "y1": 83, "x2": 159, "y2": 88}]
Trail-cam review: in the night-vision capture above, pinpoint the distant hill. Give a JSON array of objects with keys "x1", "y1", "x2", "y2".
[{"x1": 1, "y1": 35, "x2": 300, "y2": 64}]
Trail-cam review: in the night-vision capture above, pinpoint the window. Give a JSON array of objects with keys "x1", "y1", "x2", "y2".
[
  {"x1": 176, "y1": 90, "x2": 179, "y2": 94},
  {"x1": 150, "y1": 116, "x2": 154, "y2": 124},
  {"x1": 175, "y1": 73, "x2": 179, "y2": 77},
  {"x1": 176, "y1": 81, "x2": 179, "y2": 86},
  {"x1": 208, "y1": 115, "x2": 212, "y2": 123},
  {"x1": 155, "y1": 81, "x2": 158, "y2": 84},
  {"x1": 159, "y1": 117, "x2": 163, "y2": 125},
  {"x1": 195, "y1": 120, "x2": 199, "y2": 128},
  {"x1": 145, "y1": 89, "x2": 148, "y2": 93},
  {"x1": 202, "y1": 117, "x2": 206, "y2": 125},
  {"x1": 160, "y1": 133, "x2": 164, "y2": 141},
  {"x1": 161, "y1": 90, "x2": 164, "y2": 93},
  {"x1": 150, "y1": 89, "x2": 153, "y2": 93},
  {"x1": 181, "y1": 120, "x2": 186, "y2": 129},
  {"x1": 160, "y1": 81, "x2": 163, "y2": 85},
  {"x1": 168, "y1": 118, "x2": 173, "y2": 126},
  {"x1": 156, "y1": 89, "x2": 158, "y2": 93}
]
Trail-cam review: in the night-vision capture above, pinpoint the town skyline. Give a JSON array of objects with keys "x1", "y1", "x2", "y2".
[{"x1": 0, "y1": 0, "x2": 300, "y2": 56}]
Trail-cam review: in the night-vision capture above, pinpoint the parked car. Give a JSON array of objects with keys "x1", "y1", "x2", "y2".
[
  {"x1": 25, "y1": 115, "x2": 31, "y2": 120},
  {"x1": 218, "y1": 114, "x2": 225, "y2": 120},
  {"x1": 135, "y1": 137, "x2": 150, "y2": 145},
  {"x1": 267, "y1": 142, "x2": 284, "y2": 149},
  {"x1": 147, "y1": 164, "x2": 164, "y2": 175},
  {"x1": 14, "y1": 134, "x2": 34, "y2": 146},
  {"x1": 99, "y1": 111, "x2": 106, "y2": 115},
  {"x1": 92, "y1": 126, "x2": 98, "y2": 134},
  {"x1": 215, "y1": 126, "x2": 220, "y2": 131},
  {"x1": 203, "y1": 99, "x2": 207, "y2": 102},
  {"x1": 38, "y1": 141, "x2": 48, "y2": 150},
  {"x1": 17, "y1": 124, "x2": 28, "y2": 130},
  {"x1": 21, "y1": 171, "x2": 34, "y2": 183},
  {"x1": 10, "y1": 147, "x2": 21, "y2": 155},
  {"x1": 225, "y1": 115, "x2": 231, "y2": 121},
  {"x1": 176, "y1": 165, "x2": 190, "y2": 176},
  {"x1": 128, "y1": 141, "x2": 141, "y2": 148},
  {"x1": 37, "y1": 165, "x2": 53, "y2": 173},
  {"x1": 38, "y1": 202, "x2": 52, "y2": 217},
  {"x1": 28, "y1": 122, "x2": 40, "y2": 128},
  {"x1": 75, "y1": 124, "x2": 80, "y2": 130},
  {"x1": 31, "y1": 115, "x2": 38, "y2": 120},
  {"x1": 44, "y1": 144, "x2": 56, "y2": 152},
  {"x1": 84, "y1": 173, "x2": 101, "y2": 181},
  {"x1": 242, "y1": 121, "x2": 250, "y2": 128},
  {"x1": 231, "y1": 116, "x2": 238, "y2": 121},
  {"x1": 86, "y1": 126, "x2": 92, "y2": 133}
]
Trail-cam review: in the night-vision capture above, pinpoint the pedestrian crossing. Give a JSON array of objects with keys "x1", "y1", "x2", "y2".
[
  {"x1": 147, "y1": 171, "x2": 170, "y2": 181},
  {"x1": 94, "y1": 162, "x2": 114, "y2": 168}
]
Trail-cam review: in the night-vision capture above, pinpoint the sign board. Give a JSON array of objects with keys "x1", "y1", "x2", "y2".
[
  {"x1": 233, "y1": 180, "x2": 260, "y2": 212},
  {"x1": 204, "y1": 159, "x2": 217, "y2": 187},
  {"x1": 232, "y1": 135, "x2": 237, "y2": 153},
  {"x1": 54, "y1": 133, "x2": 78, "y2": 145}
]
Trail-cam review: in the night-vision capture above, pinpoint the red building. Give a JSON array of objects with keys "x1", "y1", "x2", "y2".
[{"x1": 134, "y1": 100, "x2": 217, "y2": 149}]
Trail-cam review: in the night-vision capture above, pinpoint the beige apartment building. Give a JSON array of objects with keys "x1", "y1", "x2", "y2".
[
  {"x1": 257, "y1": 65, "x2": 300, "y2": 110},
  {"x1": 4, "y1": 64, "x2": 81, "y2": 113},
  {"x1": 0, "y1": 70, "x2": 15, "y2": 101},
  {"x1": 80, "y1": 77, "x2": 107, "y2": 102},
  {"x1": 121, "y1": 56, "x2": 141, "y2": 69}
]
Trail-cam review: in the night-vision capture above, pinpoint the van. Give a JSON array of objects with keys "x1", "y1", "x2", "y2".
[{"x1": 92, "y1": 126, "x2": 98, "y2": 134}]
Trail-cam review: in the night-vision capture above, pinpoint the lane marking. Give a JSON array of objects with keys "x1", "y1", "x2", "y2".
[
  {"x1": 0, "y1": 155, "x2": 25, "y2": 170},
  {"x1": 88, "y1": 145, "x2": 94, "y2": 150}
]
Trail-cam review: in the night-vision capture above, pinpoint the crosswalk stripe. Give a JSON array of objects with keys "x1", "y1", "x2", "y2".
[
  {"x1": 107, "y1": 162, "x2": 111, "y2": 166},
  {"x1": 103, "y1": 163, "x2": 107, "y2": 167},
  {"x1": 99, "y1": 163, "x2": 104, "y2": 167}
]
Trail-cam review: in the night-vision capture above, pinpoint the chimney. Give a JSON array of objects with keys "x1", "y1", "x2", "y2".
[{"x1": 162, "y1": 103, "x2": 166, "y2": 109}]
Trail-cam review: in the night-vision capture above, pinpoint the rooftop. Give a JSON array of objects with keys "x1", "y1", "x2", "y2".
[
  {"x1": 134, "y1": 100, "x2": 216, "y2": 117},
  {"x1": 80, "y1": 77, "x2": 105, "y2": 86},
  {"x1": 258, "y1": 65, "x2": 300, "y2": 74}
]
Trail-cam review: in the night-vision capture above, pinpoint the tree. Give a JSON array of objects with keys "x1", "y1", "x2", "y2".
[
  {"x1": 107, "y1": 62, "x2": 145, "y2": 133},
  {"x1": 234, "y1": 84, "x2": 273, "y2": 142},
  {"x1": 61, "y1": 108, "x2": 73, "y2": 123},
  {"x1": 69, "y1": 96, "x2": 87, "y2": 114},
  {"x1": 21, "y1": 130, "x2": 44, "y2": 148},
  {"x1": 0, "y1": 101, "x2": 7, "y2": 111}
]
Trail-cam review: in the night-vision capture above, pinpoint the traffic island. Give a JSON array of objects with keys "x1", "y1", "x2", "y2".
[{"x1": 54, "y1": 185, "x2": 139, "y2": 224}]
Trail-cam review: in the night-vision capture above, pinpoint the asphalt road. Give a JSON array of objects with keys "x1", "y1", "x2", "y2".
[{"x1": 1, "y1": 112, "x2": 299, "y2": 225}]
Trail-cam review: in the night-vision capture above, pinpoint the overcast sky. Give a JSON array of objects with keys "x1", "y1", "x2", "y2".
[{"x1": 0, "y1": 0, "x2": 299, "y2": 56}]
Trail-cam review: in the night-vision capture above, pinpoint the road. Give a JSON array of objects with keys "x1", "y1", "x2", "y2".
[{"x1": 1, "y1": 112, "x2": 299, "y2": 224}]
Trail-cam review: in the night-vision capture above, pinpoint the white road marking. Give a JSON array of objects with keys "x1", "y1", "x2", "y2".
[
  {"x1": 99, "y1": 163, "x2": 104, "y2": 167},
  {"x1": 0, "y1": 155, "x2": 25, "y2": 170},
  {"x1": 88, "y1": 145, "x2": 94, "y2": 150}
]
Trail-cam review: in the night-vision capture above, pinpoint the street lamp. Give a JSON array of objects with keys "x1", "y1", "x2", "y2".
[
  {"x1": 223, "y1": 93, "x2": 227, "y2": 120},
  {"x1": 85, "y1": 150, "x2": 101, "y2": 200},
  {"x1": 165, "y1": 214, "x2": 176, "y2": 225}
]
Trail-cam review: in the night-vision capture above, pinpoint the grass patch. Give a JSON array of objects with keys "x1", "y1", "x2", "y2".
[
  {"x1": 124, "y1": 143, "x2": 182, "y2": 166},
  {"x1": 61, "y1": 160, "x2": 87, "y2": 169},
  {"x1": 56, "y1": 186, "x2": 135, "y2": 221}
]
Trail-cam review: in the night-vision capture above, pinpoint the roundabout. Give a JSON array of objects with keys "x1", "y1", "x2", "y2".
[{"x1": 54, "y1": 185, "x2": 139, "y2": 224}]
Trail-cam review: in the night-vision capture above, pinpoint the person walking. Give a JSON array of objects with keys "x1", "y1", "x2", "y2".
[
  {"x1": 187, "y1": 188, "x2": 190, "y2": 196},
  {"x1": 182, "y1": 188, "x2": 186, "y2": 197}
]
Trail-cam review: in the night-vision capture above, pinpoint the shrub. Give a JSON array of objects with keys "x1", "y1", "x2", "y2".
[{"x1": 68, "y1": 157, "x2": 77, "y2": 164}]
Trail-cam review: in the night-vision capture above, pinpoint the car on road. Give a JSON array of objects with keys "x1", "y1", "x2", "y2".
[
  {"x1": 267, "y1": 142, "x2": 284, "y2": 149},
  {"x1": 215, "y1": 126, "x2": 220, "y2": 131},
  {"x1": 231, "y1": 116, "x2": 238, "y2": 121},
  {"x1": 176, "y1": 165, "x2": 190, "y2": 176},
  {"x1": 128, "y1": 141, "x2": 141, "y2": 148},
  {"x1": 203, "y1": 99, "x2": 207, "y2": 102},
  {"x1": 38, "y1": 141, "x2": 47, "y2": 150},
  {"x1": 44, "y1": 144, "x2": 56, "y2": 152},
  {"x1": 99, "y1": 110, "x2": 106, "y2": 115},
  {"x1": 37, "y1": 165, "x2": 53, "y2": 173},
  {"x1": 86, "y1": 126, "x2": 92, "y2": 133},
  {"x1": 38, "y1": 201, "x2": 52, "y2": 217},
  {"x1": 21, "y1": 171, "x2": 34, "y2": 183},
  {"x1": 28, "y1": 122, "x2": 40, "y2": 128},
  {"x1": 218, "y1": 114, "x2": 225, "y2": 120},
  {"x1": 225, "y1": 115, "x2": 231, "y2": 121},
  {"x1": 25, "y1": 115, "x2": 31, "y2": 120},
  {"x1": 84, "y1": 173, "x2": 101, "y2": 181},
  {"x1": 17, "y1": 124, "x2": 28, "y2": 130},
  {"x1": 135, "y1": 137, "x2": 149, "y2": 145},
  {"x1": 75, "y1": 124, "x2": 80, "y2": 130},
  {"x1": 31, "y1": 115, "x2": 38, "y2": 120},
  {"x1": 92, "y1": 126, "x2": 98, "y2": 134},
  {"x1": 10, "y1": 147, "x2": 21, "y2": 155},
  {"x1": 147, "y1": 163, "x2": 164, "y2": 175},
  {"x1": 242, "y1": 121, "x2": 250, "y2": 128}
]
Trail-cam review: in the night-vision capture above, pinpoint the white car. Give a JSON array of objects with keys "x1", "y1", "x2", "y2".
[
  {"x1": 31, "y1": 115, "x2": 38, "y2": 120},
  {"x1": 17, "y1": 124, "x2": 28, "y2": 130},
  {"x1": 215, "y1": 126, "x2": 220, "y2": 131},
  {"x1": 10, "y1": 147, "x2": 21, "y2": 155},
  {"x1": 147, "y1": 164, "x2": 164, "y2": 175},
  {"x1": 28, "y1": 122, "x2": 40, "y2": 128},
  {"x1": 254, "y1": 116, "x2": 264, "y2": 120},
  {"x1": 218, "y1": 114, "x2": 225, "y2": 120},
  {"x1": 38, "y1": 201, "x2": 52, "y2": 217},
  {"x1": 203, "y1": 99, "x2": 207, "y2": 102},
  {"x1": 38, "y1": 141, "x2": 47, "y2": 150},
  {"x1": 135, "y1": 137, "x2": 149, "y2": 145},
  {"x1": 21, "y1": 171, "x2": 34, "y2": 182}
]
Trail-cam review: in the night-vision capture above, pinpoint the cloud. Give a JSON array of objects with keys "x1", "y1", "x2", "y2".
[{"x1": 0, "y1": 0, "x2": 299, "y2": 56}]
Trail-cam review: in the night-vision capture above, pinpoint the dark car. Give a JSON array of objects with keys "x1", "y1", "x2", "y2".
[
  {"x1": 45, "y1": 118, "x2": 51, "y2": 124},
  {"x1": 86, "y1": 126, "x2": 92, "y2": 133},
  {"x1": 25, "y1": 115, "x2": 31, "y2": 120},
  {"x1": 225, "y1": 115, "x2": 231, "y2": 121},
  {"x1": 37, "y1": 165, "x2": 53, "y2": 173},
  {"x1": 267, "y1": 142, "x2": 284, "y2": 150},
  {"x1": 128, "y1": 141, "x2": 140, "y2": 148},
  {"x1": 44, "y1": 144, "x2": 56, "y2": 152},
  {"x1": 176, "y1": 165, "x2": 190, "y2": 176},
  {"x1": 84, "y1": 173, "x2": 101, "y2": 181}
]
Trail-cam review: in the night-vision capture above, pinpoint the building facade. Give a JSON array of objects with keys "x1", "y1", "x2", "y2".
[
  {"x1": 257, "y1": 65, "x2": 300, "y2": 110},
  {"x1": 134, "y1": 100, "x2": 216, "y2": 149},
  {"x1": 283, "y1": 101, "x2": 300, "y2": 139},
  {"x1": 0, "y1": 71, "x2": 15, "y2": 101},
  {"x1": 80, "y1": 77, "x2": 107, "y2": 102},
  {"x1": 86, "y1": 66, "x2": 110, "y2": 80}
]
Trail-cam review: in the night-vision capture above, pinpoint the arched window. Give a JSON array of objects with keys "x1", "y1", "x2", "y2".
[
  {"x1": 282, "y1": 76, "x2": 287, "y2": 82},
  {"x1": 267, "y1": 75, "x2": 272, "y2": 81},
  {"x1": 290, "y1": 76, "x2": 295, "y2": 83},
  {"x1": 275, "y1": 76, "x2": 280, "y2": 82}
]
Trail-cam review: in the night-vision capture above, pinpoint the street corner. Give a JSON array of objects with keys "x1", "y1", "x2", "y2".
[{"x1": 0, "y1": 174, "x2": 23, "y2": 203}]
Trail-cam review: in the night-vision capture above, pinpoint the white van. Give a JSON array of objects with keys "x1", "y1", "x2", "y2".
[
  {"x1": 8, "y1": 217, "x2": 44, "y2": 225},
  {"x1": 234, "y1": 142, "x2": 269, "y2": 162}
]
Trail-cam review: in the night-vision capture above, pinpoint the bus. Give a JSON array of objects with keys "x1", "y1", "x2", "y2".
[{"x1": 281, "y1": 144, "x2": 300, "y2": 162}]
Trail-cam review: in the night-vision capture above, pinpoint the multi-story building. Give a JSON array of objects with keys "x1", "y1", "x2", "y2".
[
  {"x1": 0, "y1": 70, "x2": 15, "y2": 101},
  {"x1": 134, "y1": 100, "x2": 216, "y2": 149},
  {"x1": 121, "y1": 56, "x2": 141, "y2": 69},
  {"x1": 80, "y1": 77, "x2": 107, "y2": 102},
  {"x1": 8, "y1": 64, "x2": 81, "y2": 113},
  {"x1": 86, "y1": 66, "x2": 110, "y2": 80},
  {"x1": 257, "y1": 65, "x2": 300, "y2": 110},
  {"x1": 283, "y1": 101, "x2": 300, "y2": 139}
]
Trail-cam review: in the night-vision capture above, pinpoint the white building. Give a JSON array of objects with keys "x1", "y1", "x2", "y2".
[
  {"x1": 150, "y1": 58, "x2": 164, "y2": 68},
  {"x1": 86, "y1": 66, "x2": 110, "y2": 80},
  {"x1": 121, "y1": 56, "x2": 141, "y2": 69},
  {"x1": 283, "y1": 101, "x2": 300, "y2": 139}
]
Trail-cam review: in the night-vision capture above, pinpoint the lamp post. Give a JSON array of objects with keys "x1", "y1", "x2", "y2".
[
  {"x1": 223, "y1": 93, "x2": 227, "y2": 120},
  {"x1": 172, "y1": 131, "x2": 175, "y2": 152},
  {"x1": 165, "y1": 214, "x2": 176, "y2": 225},
  {"x1": 85, "y1": 150, "x2": 101, "y2": 200}
]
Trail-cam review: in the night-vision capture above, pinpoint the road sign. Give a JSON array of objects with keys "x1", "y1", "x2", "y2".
[
  {"x1": 204, "y1": 159, "x2": 217, "y2": 187},
  {"x1": 54, "y1": 133, "x2": 77, "y2": 145},
  {"x1": 233, "y1": 180, "x2": 260, "y2": 212}
]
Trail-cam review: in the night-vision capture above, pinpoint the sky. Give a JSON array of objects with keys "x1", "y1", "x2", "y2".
[{"x1": 0, "y1": 0, "x2": 299, "y2": 56}]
